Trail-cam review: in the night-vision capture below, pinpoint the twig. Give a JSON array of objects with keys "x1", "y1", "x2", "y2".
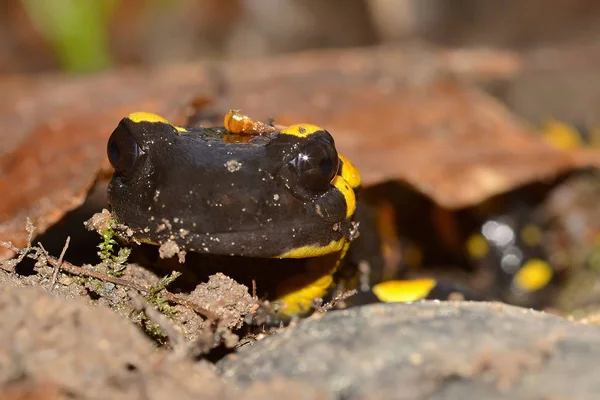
[
  {"x1": 315, "y1": 289, "x2": 358, "y2": 313},
  {"x1": 50, "y1": 236, "x2": 70, "y2": 290},
  {"x1": 37, "y1": 243, "x2": 50, "y2": 264},
  {"x1": 0, "y1": 239, "x2": 218, "y2": 322},
  {"x1": 129, "y1": 290, "x2": 186, "y2": 355},
  {"x1": 0, "y1": 219, "x2": 35, "y2": 272}
]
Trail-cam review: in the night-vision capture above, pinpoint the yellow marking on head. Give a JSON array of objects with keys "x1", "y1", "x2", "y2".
[
  {"x1": 543, "y1": 119, "x2": 582, "y2": 150},
  {"x1": 276, "y1": 274, "x2": 333, "y2": 316},
  {"x1": 521, "y1": 224, "x2": 543, "y2": 247},
  {"x1": 126, "y1": 112, "x2": 187, "y2": 132},
  {"x1": 466, "y1": 233, "x2": 489, "y2": 259},
  {"x1": 332, "y1": 175, "x2": 356, "y2": 219},
  {"x1": 514, "y1": 258, "x2": 553, "y2": 292},
  {"x1": 372, "y1": 279, "x2": 437, "y2": 303},
  {"x1": 280, "y1": 123, "x2": 325, "y2": 138},
  {"x1": 278, "y1": 238, "x2": 347, "y2": 258},
  {"x1": 338, "y1": 154, "x2": 361, "y2": 189},
  {"x1": 403, "y1": 244, "x2": 424, "y2": 269},
  {"x1": 127, "y1": 112, "x2": 169, "y2": 124}
]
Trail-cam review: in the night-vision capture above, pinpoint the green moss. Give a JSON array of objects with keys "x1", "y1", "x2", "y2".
[
  {"x1": 147, "y1": 272, "x2": 182, "y2": 316},
  {"x1": 97, "y1": 220, "x2": 130, "y2": 277},
  {"x1": 80, "y1": 277, "x2": 105, "y2": 295},
  {"x1": 138, "y1": 313, "x2": 168, "y2": 345}
]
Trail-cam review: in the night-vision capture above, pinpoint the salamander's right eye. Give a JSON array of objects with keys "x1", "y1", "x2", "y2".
[{"x1": 107, "y1": 122, "x2": 144, "y2": 177}]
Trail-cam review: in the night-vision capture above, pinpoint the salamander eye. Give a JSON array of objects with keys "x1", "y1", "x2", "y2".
[
  {"x1": 292, "y1": 135, "x2": 339, "y2": 192},
  {"x1": 107, "y1": 123, "x2": 144, "y2": 176}
]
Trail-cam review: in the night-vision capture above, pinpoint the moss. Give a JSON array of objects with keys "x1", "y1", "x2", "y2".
[
  {"x1": 97, "y1": 220, "x2": 130, "y2": 277},
  {"x1": 146, "y1": 272, "x2": 182, "y2": 316},
  {"x1": 91, "y1": 278, "x2": 105, "y2": 292},
  {"x1": 138, "y1": 313, "x2": 168, "y2": 346}
]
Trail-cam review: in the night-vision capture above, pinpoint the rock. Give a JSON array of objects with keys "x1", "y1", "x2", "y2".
[{"x1": 220, "y1": 301, "x2": 600, "y2": 399}]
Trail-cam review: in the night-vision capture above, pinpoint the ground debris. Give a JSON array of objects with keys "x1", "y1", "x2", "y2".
[
  {"x1": 0, "y1": 223, "x2": 258, "y2": 356},
  {"x1": 0, "y1": 281, "x2": 339, "y2": 400},
  {"x1": 0, "y1": 285, "x2": 228, "y2": 400},
  {"x1": 0, "y1": 218, "x2": 35, "y2": 272},
  {"x1": 174, "y1": 273, "x2": 257, "y2": 353}
]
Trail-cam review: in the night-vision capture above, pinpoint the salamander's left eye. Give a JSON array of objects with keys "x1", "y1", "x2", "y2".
[
  {"x1": 107, "y1": 122, "x2": 144, "y2": 177},
  {"x1": 292, "y1": 134, "x2": 339, "y2": 193}
]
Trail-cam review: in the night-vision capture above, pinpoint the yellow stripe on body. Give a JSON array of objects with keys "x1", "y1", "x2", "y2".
[
  {"x1": 332, "y1": 176, "x2": 356, "y2": 219},
  {"x1": 338, "y1": 154, "x2": 361, "y2": 189},
  {"x1": 372, "y1": 279, "x2": 437, "y2": 303},
  {"x1": 513, "y1": 258, "x2": 553, "y2": 292},
  {"x1": 466, "y1": 233, "x2": 489, "y2": 259},
  {"x1": 277, "y1": 242, "x2": 351, "y2": 316},
  {"x1": 278, "y1": 238, "x2": 347, "y2": 259}
]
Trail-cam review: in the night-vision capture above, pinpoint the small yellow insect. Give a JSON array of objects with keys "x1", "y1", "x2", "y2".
[{"x1": 224, "y1": 110, "x2": 277, "y2": 135}]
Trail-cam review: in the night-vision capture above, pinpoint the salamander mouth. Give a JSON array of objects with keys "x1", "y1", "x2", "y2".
[{"x1": 117, "y1": 218, "x2": 354, "y2": 259}]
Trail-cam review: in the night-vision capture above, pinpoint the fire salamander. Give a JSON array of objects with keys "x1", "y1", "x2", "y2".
[
  {"x1": 106, "y1": 111, "x2": 566, "y2": 316},
  {"x1": 107, "y1": 111, "x2": 361, "y2": 316}
]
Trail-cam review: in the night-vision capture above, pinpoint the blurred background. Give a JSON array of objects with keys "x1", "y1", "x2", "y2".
[
  {"x1": 5, "y1": 0, "x2": 600, "y2": 317},
  {"x1": 5, "y1": 0, "x2": 600, "y2": 74}
]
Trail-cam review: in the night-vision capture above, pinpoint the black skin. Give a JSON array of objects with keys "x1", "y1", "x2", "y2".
[{"x1": 107, "y1": 118, "x2": 354, "y2": 258}]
